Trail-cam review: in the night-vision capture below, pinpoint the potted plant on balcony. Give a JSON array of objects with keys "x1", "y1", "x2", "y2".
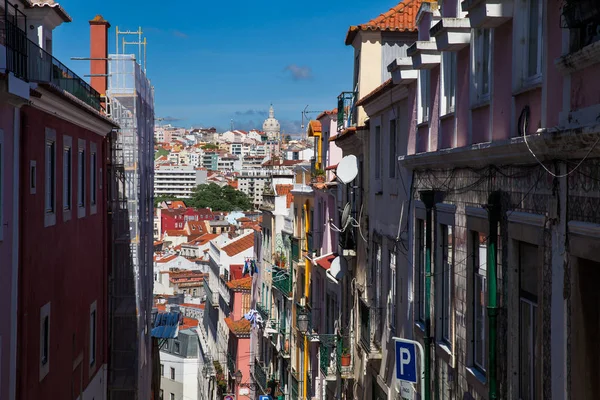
[
  {"x1": 340, "y1": 348, "x2": 351, "y2": 367},
  {"x1": 273, "y1": 251, "x2": 287, "y2": 268},
  {"x1": 312, "y1": 168, "x2": 326, "y2": 183}
]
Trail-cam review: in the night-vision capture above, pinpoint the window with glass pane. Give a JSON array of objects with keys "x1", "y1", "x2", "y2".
[
  {"x1": 45, "y1": 141, "x2": 55, "y2": 213},
  {"x1": 518, "y1": 242, "x2": 539, "y2": 400},
  {"x1": 443, "y1": 52, "x2": 457, "y2": 114},
  {"x1": 473, "y1": 232, "x2": 487, "y2": 372},
  {"x1": 527, "y1": 0, "x2": 542, "y2": 79},
  {"x1": 416, "y1": 219, "x2": 426, "y2": 323},
  {"x1": 375, "y1": 126, "x2": 381, "y2": 179},
  {"x1": 419, "y1": 70, "x2": 430, "y2": 122},
  {"x1": 91, "y1": 152, "x2": 97, "y2": 205},
  {"x1": 63, "y1": 147, "x2": 71, "y2": 210},
  {"x1": 78, "y1": 150, "x2": 85, "y2": 207},
  {"x1": 441, "y1": 225, "x2": 453, "y2": 344},
  {"x1": 389, "y1": 119, "x2": 396, "y2": 178},
  {"x1": 475, "y1": 28, "x2": 492, "y2": 101}
]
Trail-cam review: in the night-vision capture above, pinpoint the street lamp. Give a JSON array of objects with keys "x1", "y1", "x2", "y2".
[
  {"x1": 297, "y1": 312, "x2": 309, "y2": 334},
  {"x1": 234, "y1": 370, "x2": 243, "y2": 385}
]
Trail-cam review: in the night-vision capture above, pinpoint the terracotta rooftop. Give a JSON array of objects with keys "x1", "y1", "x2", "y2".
[
  {"x1": 156, "y1": 254, "x2": 178, "y2": 263},
  {"x1": 181, "y1": 317, "x2": 199, "y2": 330},
  {"x1": 224, "y1": 317, "x2": 251, "y2": 337},
  {"x1": 221, "y1": 232, "x2": 254, "y2": 256},
  {"x1": 317, "y1": 108, "x2": 338, "y2": 120},
  {"x1": 226, "y1": 276, "x2": 252, "y2": 291},
  {"x1": 164, "y1": 229, "x2": 188, "y2": 237},
  {"x1": 276, "y1": 184, "x2": 294, "y2": 208},
  {"x1": 345, "y1": 0, "x2": 422, "y2": 45},
  {"x1": 181, "y1": 303, "x2": 204, "y2": 309},
  {"x1": 187, "y1": 233, "x2": 219, "y2": 246},
  {"x1": 308, "y1": 120, "x2": 322, "y2": 133},
  {"x1": 355, "y1": 78, "x2": 394, "y2": 107}
]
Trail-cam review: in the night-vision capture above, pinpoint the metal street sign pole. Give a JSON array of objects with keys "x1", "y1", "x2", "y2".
[{"x1": 392, "y1": 337, "x2": 425, "y2": 400}]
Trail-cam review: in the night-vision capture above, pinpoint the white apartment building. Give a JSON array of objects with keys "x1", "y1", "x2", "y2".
[
  {"x1": 237, "y1": 169, "x2": 294, "y2": 209},
  {"x1": 154, "y1": 165, "x2": 208, "y2": 198},
  {"x1": 217, "y1": 155, "x2": 241, "y2": 172},
  {"x1": 159, "y1": 329, "x2": 199, "y2": 400}
]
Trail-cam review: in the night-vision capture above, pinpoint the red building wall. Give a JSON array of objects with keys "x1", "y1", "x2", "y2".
[{"x1": 17, "y1": 105, "x2": 109, "y2": 400}]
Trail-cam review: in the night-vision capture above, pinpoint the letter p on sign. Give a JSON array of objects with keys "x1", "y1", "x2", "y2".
[{"x1": 395, "y1": 339, "x2": 418, "y2": 383}]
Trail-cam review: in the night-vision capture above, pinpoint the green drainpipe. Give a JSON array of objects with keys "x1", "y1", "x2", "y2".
[
  {"x1": 420, "y1": 191, "x2": 437, "y2": 400},
  {"x1": 487, "y1": 192, "x2": 500, "y2": 400}
]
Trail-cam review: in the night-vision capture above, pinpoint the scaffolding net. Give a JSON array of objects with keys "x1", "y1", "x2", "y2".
[{"x1": 106, "y1": 53, "x2": 155, "y2": 400}]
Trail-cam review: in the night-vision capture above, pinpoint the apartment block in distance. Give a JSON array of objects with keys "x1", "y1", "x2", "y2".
[{"x1": 155, "y1": 165, "x2": 208, "y2": 198}]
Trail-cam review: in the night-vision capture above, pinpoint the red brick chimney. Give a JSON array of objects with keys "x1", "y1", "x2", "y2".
[{"x1": 89, "y1": 15, "x2": 110, "y2": 96}]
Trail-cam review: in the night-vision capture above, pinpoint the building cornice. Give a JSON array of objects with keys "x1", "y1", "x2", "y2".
[{"x1": 30, "y1": 86, "x2": 116, "y2": 136}]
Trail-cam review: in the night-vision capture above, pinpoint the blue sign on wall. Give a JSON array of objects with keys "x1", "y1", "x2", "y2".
[
  {"x1": 395, "y1": 339, "x2": 418, "y2": 383},
  {"x1": 259, "y1": 396, "x2": 272, "y2": 400}
]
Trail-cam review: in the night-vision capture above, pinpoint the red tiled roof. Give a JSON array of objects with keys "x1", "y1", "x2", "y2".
[
  {"x1": 275, "y1": 184, "x2": 294, "y2": 208},
  {"x1": 317, "y1": 108, "x2": 338, "y2": 120},
  {"x1": 345, "y1": 0, "x2": 422, "y2": 45},
  {"x1": 168, "y1": 201, "x2": 187, "y2": 209},
  {"x1": 237, "y1": 217, "x2": 251, "y2": 222},
  {"x1": 181, "y1": 303, "x2": 204, "y2": 309},
  {"x1": 186, "y1": 221, "x2": 208, "y2": 235},
  {"x1": 224, "y1": 317, "x2": 251, "y2": 336},
  {"x1": 188, "y1": 233, "x2": 219, "y2": 246},
  {"x1": 308, "y1": 120, "x2": 322, "y2": 133},
  {"x1": 164, "y1": 229, "x2": 188, "y2": 237},
  {"x1": 221, "y1": 233, "x2": 254, "y2": 256},
  {"x1": 316, "y1": 253, "x2": 337, "y2": 270},
  {"x1": 157, "y1": 254, "x2": 178, "y2": 263},
  {"x1": 355, "y1": 78, "x2": 394, "y2": 107},
  {"x1": 181, "y1": 317, "x2": 199, "y2": 330},
  {"x1": 226, "y1": 276, "x2": 252, "y2": 291}
]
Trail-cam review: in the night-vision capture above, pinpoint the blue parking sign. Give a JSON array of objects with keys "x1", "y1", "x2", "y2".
[{"x1": 395, "y1": 339, "x2": 417, "y2": 383}]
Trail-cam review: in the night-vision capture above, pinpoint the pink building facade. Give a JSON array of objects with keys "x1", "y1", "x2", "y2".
[{"x1": 368, "y1": 1, "x2": 600, "y2": 399}]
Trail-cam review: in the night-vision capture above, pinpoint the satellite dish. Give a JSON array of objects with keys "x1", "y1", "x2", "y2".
[
  {"x1": 336, "y1": 155, "x2": 358, "y2": 184},
  {"x1": 341, "y1": 203, "x2": 351, "y2": 229},
  {"x1": 326, "y1": 256, "x2": 347, "y2": 283}
]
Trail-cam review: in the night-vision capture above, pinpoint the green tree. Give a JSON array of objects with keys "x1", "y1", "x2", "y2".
[
  {"x1": 153, "y1": 195, "x2": 183, "y2": 208},
  {"x1": 202, "y1": 143, "x2": 219, "y2": 150},
  {"x1": 186, "y1": 183, "x2": 252, "y2": 211}
]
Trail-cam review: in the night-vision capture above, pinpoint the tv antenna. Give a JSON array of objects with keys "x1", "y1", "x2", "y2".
[{"x1": 301, "y1": 105, "x2": 325, "y2": 140}]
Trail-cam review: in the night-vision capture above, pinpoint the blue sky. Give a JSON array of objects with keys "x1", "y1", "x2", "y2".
[{"x1": 53, "y1": 0, "x2": 398, "y2": 133}]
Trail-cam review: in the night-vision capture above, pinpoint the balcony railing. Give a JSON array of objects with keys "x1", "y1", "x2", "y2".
[
  {"x1": 0, "y1": 18, "x2": 102, "y2": 110},
  {"x1": 256, "y1": 302, "x2": 270, "y2": 321},
  {"x1": 203, "y1": 278, "x2": 218, "y2": 307},
  {"x1": 337, "y1": 91, "x2": 357, "y2": 131},
  {"x1": 218, "y1": 275, "x2": 231, "y2": 304},
  {"x1": 291, "y1": 371, "x2": 300, "y2": 400},
  {"x1": 359, "y1": 302, "x2": 383, "y2": 356},
  {"x1": 319, "y1": 342, "x2": 337, "y2": 380},
  {"x1": 272, "y1": 269, "x2": 292, "y2": 297},
  {"x1": 253, "y1": 359, "x2": 268, "y2": 392}
]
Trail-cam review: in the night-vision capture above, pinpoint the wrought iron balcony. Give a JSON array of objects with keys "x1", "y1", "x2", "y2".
[
  {"x1": 272, "y1": 268, "x2": 292, "y2": 297},
  {"x1": 252, "y1": 358, "x2": 268, "y2": 392},
  {"x1": 291, "y1": 371, "x2": 300, "y2": 400},
  {"x1": 359, "y1": 302, "x2": 383, "y2": 358},
  {"x1": 256, "y1": 302, "x2": 270, "y2": 321},
  {"x1": 0, "y1": 17, "x2": 102, "y2": 110},
  {"x1": 337, "y1": 91, "x2": 357, "y2": 131},
  {"x1": 319, "y1": 342, "x2": 338, "y2": 381},
  {"x1": 203, "y1": 278, "x2": 218, "y2": 307}
]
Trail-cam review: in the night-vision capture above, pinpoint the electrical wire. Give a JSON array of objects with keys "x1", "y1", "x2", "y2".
[{"x1": 520, "y1": 105, "x2": 600, "y2": 178}]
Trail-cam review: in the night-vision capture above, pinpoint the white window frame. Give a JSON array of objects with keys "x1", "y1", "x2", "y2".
[
  {"x1": 418, "y1": 70, "x2": 431, "y2": 123},
  {"x1": 415, "y1": 203, "x2": 427, "y2": 326},
  {"x1": 89, "y1": 301, "x2": 97, "y2": 371},
  {"x1": 170, "y1": 366, "x2": 175, "y2": 380},
  {"x1": 0, "y1": 129, "x2": 4, "y2": 241},
  {"x1": 44, "y1": 129, "x2": 57, "y2": 227},
  {"x1": 90, "y1": 142, "x2": 97, "y2": 215},
  {"x1": 77, "y1": 139, "x2": 86, "y2": 219},
  {"x1": 472, "y1": 28, "x2": 492, "y2": 105},
  {"x1": 514, "y1": 0, "x2": 543, "y2": 89},
  {"x1": 39, "y1": 302, "x2": 51, "y2": 381},
  {"x1": 63, "y1": 136, "x2": 72, "y2": 221},
  {"x1": 441, "y1": 52, "x2": 457, "y2": 115}
]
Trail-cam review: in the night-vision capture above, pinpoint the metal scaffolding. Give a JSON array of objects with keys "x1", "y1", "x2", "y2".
[{"x1": 106, "y1": 40, "x2": 155, "y2": 400}]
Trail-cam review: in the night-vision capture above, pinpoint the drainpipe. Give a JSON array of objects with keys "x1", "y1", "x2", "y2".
[
  {"x1": 303, "y1": 201, "x2": 310, "y2": 399},
  {"x1": 486, "y1": 192, "x2": 501, "y2": 400},
  {"x1": 419, "y1": 191, "x2": 437, "y2": 400}
]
